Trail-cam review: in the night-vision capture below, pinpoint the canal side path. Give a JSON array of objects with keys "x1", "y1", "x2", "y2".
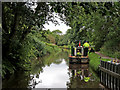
[{"x1": 95, "y1": 52, "x2": 114, "y2": 60}]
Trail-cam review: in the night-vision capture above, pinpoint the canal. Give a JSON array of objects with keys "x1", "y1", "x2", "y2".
[{"x1": 2, "y1": 51, "x2": 100, "y2": 89}]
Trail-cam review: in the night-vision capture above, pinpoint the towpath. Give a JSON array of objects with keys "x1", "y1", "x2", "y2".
[{"x1": 95, "y1": 52, "x2": 114, "y2": 60}]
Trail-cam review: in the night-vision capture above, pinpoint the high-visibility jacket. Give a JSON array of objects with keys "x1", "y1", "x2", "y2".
[
  {"x1": 77, "y1": 71, "x2": 81, "y2": 74},
  {"x1": 84, "y1": 77, "x2": 90, "y2": 82},
  {"x1": 83, "y1": 42, "x2": 90, "y2": 48},
  {"x1": 77, "y1": 52, "x2": 82, "y2": 56}
]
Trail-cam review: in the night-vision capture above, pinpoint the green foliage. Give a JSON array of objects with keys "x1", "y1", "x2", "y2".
[
  {"x1": 89, "y1": 53, "x2": 110, "y2": 73},
  {"x1": 2, "y1": 2, "x2": 64, "y2": 78},
  {"x1": 2, "y1": 28, "x2": 62, "y2": 78},
  {"x1": 52, "y1": 30, "x2": 62, "y2": 35},
  {"x1": 2, "y1": 2, "x2": 120, "y2": 78},
  {"x1": 89, "y1": 53, "x2": 100, "y2": 72},
  {"x1": 56, "y1": 2, "x2": 120, "y2": 59}
]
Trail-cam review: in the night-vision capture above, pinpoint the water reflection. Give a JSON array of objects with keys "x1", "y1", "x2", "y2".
[
  {"x1": 2, "y1": 51, "x2": 69, "y2": 88},
  {"x1": 2, "y1": 51, "x2": 100, "y2": 89},
  {"x1": 68, "y1": 64, "x2": 90, "y2": 78},
  {"x1": 67, "y1": 63, "x2": 100, "y2": 88},
  {"x1": 30, "y1": 60, "x2": 69, "y2": 88},
  {"x1": 29, "y1": 51, "x2": 70, "y2": 88}
]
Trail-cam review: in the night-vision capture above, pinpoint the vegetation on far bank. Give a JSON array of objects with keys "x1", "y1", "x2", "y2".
[{"x1": 2, "y1": 23, "x2": 62, "y2": 78}]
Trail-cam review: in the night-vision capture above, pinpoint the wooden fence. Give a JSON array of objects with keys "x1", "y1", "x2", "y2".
[{"x1": 99, "y1": 60, "x2": 120, "y2": 90}]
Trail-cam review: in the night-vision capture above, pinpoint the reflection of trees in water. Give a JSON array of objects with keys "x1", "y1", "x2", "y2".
[
  {"x1": 2, "y1": 71, "x2": 31, "y2": 88},
  {"x1": 30, "y1": 58, "x2": 44, "y2": 75},
  {"x1": 53, "y1": 58, "x2": 63, "y2": 64},
  {"x1": 39, "y1": 51, "x2": 69, "y2": 67},
  {"x1": 29, "y1": 74, "x2": 42, "y2": 88},
  {"x1": 53, "y1": 51, "x2": 69, "y2": 64},
  {"x1": 3, "y1": 51, "x2": 69, "y2": 88},
  {"x1": 59, "y1": 50, "x2": 69, "y2": 66},
  {"x1": 29, "y1": 51, "x2": 69, "y2": 88},
  {"x1": 30, "y1": 51, "x2": 67, "y2": 74}
]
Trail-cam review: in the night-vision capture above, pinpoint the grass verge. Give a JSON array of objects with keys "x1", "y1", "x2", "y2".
[{"x1": 89, "y1": 52, "x2": 111, "y2": 73}]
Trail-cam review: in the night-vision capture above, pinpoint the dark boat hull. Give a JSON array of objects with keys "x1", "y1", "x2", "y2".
[{"x1": 69, "y1": 56, "x2": 89, "y2": 64}]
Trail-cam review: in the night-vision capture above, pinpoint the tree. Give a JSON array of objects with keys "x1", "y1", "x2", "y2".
[
  {"x1": 53, "y1": 2, "x2": 120, "y2": 58},
  {"x1": 2, "y1": 2, "x2": 65, "y2": 77},
  {"x1": 52, "y1": 29, "x2": 62, "y2": 35}
]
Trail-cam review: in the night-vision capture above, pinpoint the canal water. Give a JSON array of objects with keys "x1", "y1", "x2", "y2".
[{"x1": 2, "y1": 51, "x2": 100, "y2": 89}]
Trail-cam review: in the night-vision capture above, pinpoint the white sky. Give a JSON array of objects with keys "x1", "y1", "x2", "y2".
[
  {"x1": 30, "y1": 4, "x2": 71, "y2": 34},
  {"x1": 43, "y1": 13, "x2": 71, "y2": 34}
]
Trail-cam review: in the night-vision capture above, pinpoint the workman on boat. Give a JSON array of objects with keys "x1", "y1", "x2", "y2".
[
  {"x1": 83, "y1": 41, "x2": 90, "y2": 56},
  {"x1": 76, "y1": 49, "x2": 82, "y2": 56}
]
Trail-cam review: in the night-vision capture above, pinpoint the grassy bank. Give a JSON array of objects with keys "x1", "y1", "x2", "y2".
[
  {"x1": 59, "y1": 45, "x2": 71, "y2": 49},
  {"x1": 89, "y1": 53, "x2": 111, "y2": 73}
]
